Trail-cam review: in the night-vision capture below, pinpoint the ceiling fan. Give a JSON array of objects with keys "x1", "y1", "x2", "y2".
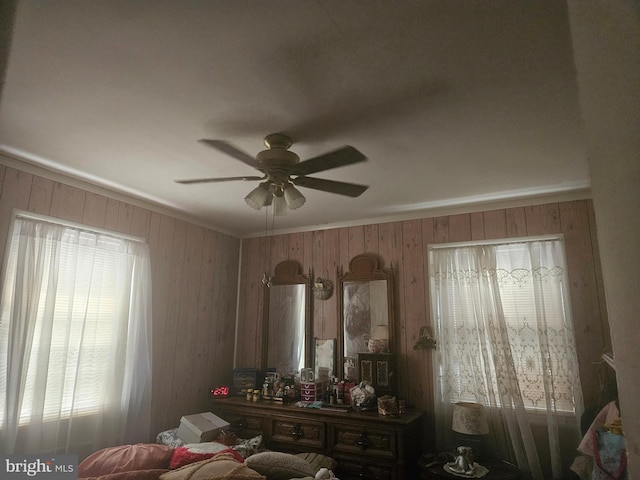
[{"x1": 176, "y1": 133, "x2": 369, "y2": 214}]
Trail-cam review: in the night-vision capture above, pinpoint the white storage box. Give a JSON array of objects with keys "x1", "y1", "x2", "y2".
[{"x1": 177, "y1": 412, "x2": 230, "y2": 443}]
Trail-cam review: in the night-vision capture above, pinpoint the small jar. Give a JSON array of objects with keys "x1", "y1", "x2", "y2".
[
  {"x1": 246, "y1": 389, "x2": 253, "y2": 401},
  {"x1": 252, "y1": 390, "x2": 260, "y2": 402}
]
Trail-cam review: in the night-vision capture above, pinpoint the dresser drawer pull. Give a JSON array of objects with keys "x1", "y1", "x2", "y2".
[
  {"x1": 356, "y1": 433, "x2": 368, "y2": 449},
  {"x1": 289, "y1": 423, "x2": 304, "y2": 439},
  {"x1": 232, "y1": 417, "x2": 247, "y2": 429},
  {"x1": 358, "y1": 470, "x2": 372, "y2": 479}
]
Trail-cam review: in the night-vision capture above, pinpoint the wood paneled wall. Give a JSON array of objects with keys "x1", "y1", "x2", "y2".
[
  {"x1": 0, "y1": 160, "x2": 610, "y2": 449},
  {"x1": 237, "y1": 200, "x2": 610, "y2": 427},
  {"x1": 0, "y1": 164, "x2": 241, "y2": 438}
]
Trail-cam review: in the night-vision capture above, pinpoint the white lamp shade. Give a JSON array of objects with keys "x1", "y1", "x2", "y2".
[
  {"x1": 244, "y1": 183, "x2": 271, "y2": 210},
  {"x1": 452, "y1": 402, "x2": 489, "y2": 435},
  {"x1": 371, "y1": 324, "x2": 388, "y2": 340},
  {"x1": 283, "y1": 185, "x2": 306, "y2": 209}
]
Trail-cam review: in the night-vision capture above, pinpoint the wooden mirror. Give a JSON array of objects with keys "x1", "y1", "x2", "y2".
[
  {"x1": 262, "y1": 260, "x2": 313, "y2": 375},
  {"x1": 338, "y1": 254, "x2": 394, "y2": 380}
]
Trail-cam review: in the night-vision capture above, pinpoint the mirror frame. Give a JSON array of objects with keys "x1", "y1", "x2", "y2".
[
  {"x1": 261, "y1": 260, "x2": 313, "y2": 375},
  {"x1": 337, "y1": 253, "x2": 395, "y2": 380}
]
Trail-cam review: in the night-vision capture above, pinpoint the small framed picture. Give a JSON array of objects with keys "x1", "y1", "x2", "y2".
[
  {"x1": 232, "y1": 368, "x2": 260, "y2": 396},
  {"x1": 357, "y1": 353, "x2": 396, "y2": 396}
]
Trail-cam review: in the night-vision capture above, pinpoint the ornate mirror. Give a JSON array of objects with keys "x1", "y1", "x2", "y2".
[
  {"x1": 338, "y1": 254, "x2": 394, "y2": 379},
  {"x1": 262, "y1": 260, "x2": 313, "y2": 375}
]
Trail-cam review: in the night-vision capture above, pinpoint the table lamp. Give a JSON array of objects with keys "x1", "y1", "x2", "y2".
[{"x1": 452, "y1": 402, "x2": 489, "y2": 461}]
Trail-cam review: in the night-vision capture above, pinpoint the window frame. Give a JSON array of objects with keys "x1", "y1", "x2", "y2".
[
  {"x1": 0, "y1": 209, "x2": 148, "y2": 426},
  {"x1": 428, "y1": 234, "x2": 581, "y2": 414}
]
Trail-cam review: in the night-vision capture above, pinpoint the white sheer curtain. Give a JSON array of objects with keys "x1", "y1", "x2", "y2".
[
  {"x1": 0, "y1": 213, "x2": 153, "y2": 458},
  {"x1": 430, "y1": 238, "x2": 583, "y2": 480}
]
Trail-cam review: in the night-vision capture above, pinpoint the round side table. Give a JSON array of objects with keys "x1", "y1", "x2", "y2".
[{"x1": 419, "y1": 460, "x2": 521, "y2": 480}]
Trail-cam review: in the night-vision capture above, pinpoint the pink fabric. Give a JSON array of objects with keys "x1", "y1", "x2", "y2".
[
  {"x1": 169, "y1": 447, "x2": 244, "y2": 469},
  {"x1": 79, "y1": 444, "x2": 174, "y2": 477},
  {"x1": 80, "y1": 469, "x2": 169, "y2": 480}
]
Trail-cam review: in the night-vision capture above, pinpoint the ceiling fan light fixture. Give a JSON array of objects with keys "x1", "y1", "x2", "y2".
[
  {"x1": 244, "y1": 182, "x2": 271, "y2": 210},
  {"x1": 273, "y1": 192, "x2": 289, "y2": 216},
  {"x1": 283, "y1": 184, "x2": 306, "y2": 210}
]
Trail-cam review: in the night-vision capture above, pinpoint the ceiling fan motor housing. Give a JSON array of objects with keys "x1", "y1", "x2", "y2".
[
  {"x1": 256, "y1": 148, "x2": 300, "y2": 169},
  {"x1": 257, "y1": 134, "x2": 300, "y2": 186}
]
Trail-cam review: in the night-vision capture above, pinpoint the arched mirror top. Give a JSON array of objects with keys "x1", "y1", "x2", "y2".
[
  {"x1": 344, "y1": 253, "x2": 387, "y2": 280},
  {"x1": 262, "y1": 260, "x2": 313, "y2": 376},
  {"x1": 338, "y1": 253, "x2": 395, "y2": 380},
  {"x1": 271, "y1": 260, "x2": 307, "y2": 285}
]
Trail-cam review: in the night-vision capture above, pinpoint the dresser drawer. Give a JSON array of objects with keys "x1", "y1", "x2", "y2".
[
  {"x1": 331, "y1": 424, "x2": 396, "y2": 460},
  {"x1": 333, "y1": 454, "x2": 395, "y2": 480},
  {"x1": 213, "y1": 409, "x2": 264, "y2": 436},
  {"x1": 301, "y1": 392, "x2": 323, "y2": 401},
  {"x1": 269, "y1": 417, "x2": 324, "y2": 450},
  {"x1": 209, "y1": 397, "x2": 424, "y2": 480}
]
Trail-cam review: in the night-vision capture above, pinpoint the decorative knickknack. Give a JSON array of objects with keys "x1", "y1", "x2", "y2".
[
  {"x1": 413, "y1": 325, "x2": 437, "y2": 350},
  {"x1": 313, "y1": 277, "x2": 333, "y2": 300}
]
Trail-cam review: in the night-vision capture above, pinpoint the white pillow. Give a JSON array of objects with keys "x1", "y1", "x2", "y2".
[{"x1": 182, "y1": 442, "x2": 229, "y2": 454}]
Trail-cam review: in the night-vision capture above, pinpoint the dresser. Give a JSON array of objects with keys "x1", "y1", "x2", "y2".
[{"x1": 210, "y1": 397, "x2": 425, "y2": 480}]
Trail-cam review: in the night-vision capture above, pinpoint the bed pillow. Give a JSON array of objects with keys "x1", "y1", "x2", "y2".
[
  {"x1": 244, "y1": 452, "x2": 315, "y2": 480},
  {"x1": 169, "y1": 446, "x2": 244, "y2": 469},
  {"x1": 160, "y1": 453, "x2": 264, "y2": 480},
  {"x1": 181, "y1": 442, "x2": 229, "y2": 454},
  {"x1": 79, "y1": 444, "x2": 174, "y2": 477},
  {"x1": 294, "y1": 453, "x2": 337, "y2": 473}
]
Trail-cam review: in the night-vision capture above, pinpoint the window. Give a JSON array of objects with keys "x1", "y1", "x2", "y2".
[
  {"x1": 0, "y1": 211, "x2": 152, "y2": 454},
  {"x1": 429, "y1": 237, "x2": 582, "y2": 414}
]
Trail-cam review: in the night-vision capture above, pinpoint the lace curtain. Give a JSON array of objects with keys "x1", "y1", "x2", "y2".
[
  {"x1": 430, "y1": 238, "x2": 583, "y2": 480},
  {"x1": 0, "y1": 214, "x2": 153, "y2": 458}
]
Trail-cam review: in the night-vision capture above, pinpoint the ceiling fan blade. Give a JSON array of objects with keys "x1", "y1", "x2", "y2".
[
  {"x1": 198, "y1": 139, "x2": 259, "y2": 168},
  {"x1": 292, "y1": 176, "x2": 369, "y2": 197},
  {"x1": 289, "y1": 146, "x2": 366, "y2": 176},
  {"x1": 175, "y1": 175, "x2": 265, "y2": 185}
]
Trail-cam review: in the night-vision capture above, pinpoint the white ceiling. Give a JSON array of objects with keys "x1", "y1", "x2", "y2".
[{"x1": 0, "y1": 0, "x2": 590, "y2": 237}]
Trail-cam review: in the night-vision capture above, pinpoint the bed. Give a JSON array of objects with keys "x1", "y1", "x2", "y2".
[{"x1": 78, "y1": 430, "x2": 339, "y2": 480}]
